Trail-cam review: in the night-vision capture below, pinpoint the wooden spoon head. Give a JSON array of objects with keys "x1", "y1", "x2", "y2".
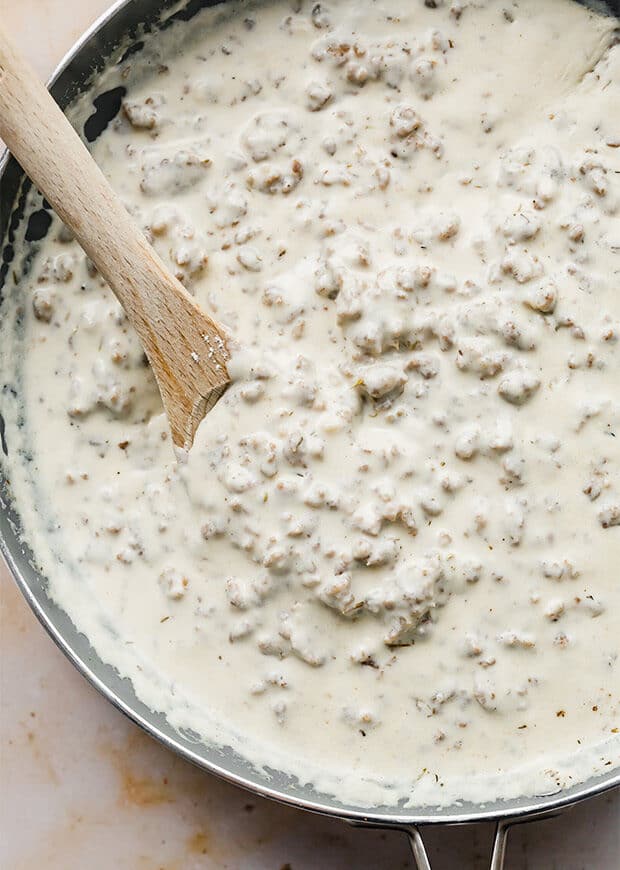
[{"x1": 144, "y1": 295, "x2": 231, "y2": 452}]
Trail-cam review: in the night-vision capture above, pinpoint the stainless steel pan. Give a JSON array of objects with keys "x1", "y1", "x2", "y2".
[{"x1": 1, "y1": 2, "x2": 619, "y2": 866}]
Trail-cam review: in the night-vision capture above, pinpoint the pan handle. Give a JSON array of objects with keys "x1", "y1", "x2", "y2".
[
  {"x1": 405, "y1": 820, "x2": 509, "y2": 870},
  {"x1": 404, "y1": 808, "x2": 567, "y2": 869}
]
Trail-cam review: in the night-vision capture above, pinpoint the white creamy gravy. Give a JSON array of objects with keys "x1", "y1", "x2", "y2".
[{"x1": 2, "y1": 0, "x2": 620, "y2": 809}]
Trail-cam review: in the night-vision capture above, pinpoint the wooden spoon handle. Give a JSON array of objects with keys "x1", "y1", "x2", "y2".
[
  {"x1": 0, "y1": 25, "x2": 226, "y2": 348},
  {"x1": 0, "y1": 22, "x2": 153, "y2": 317},
  {"x1": 0, "y1": 23, "x2": 230, "y2": 449}
]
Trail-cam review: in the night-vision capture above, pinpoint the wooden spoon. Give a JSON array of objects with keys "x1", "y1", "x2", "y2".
[{"x1": 0, "y1": 24, "x2": 230, "y2": 451}]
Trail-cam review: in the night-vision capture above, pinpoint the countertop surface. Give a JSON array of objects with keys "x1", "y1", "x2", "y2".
[{"x1": 0, "y1": 2, "x2": 618, "y2": 867}]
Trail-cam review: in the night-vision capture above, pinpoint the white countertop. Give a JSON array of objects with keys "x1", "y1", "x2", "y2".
[{"x1": 0, "y1": 2, "x2": 618, "y2": 867}]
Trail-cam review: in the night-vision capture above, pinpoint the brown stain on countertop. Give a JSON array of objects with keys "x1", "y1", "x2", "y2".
[
  {"x1": 0, "y1": 564, "x2": 35, "y2": 645},
  {"x1": 187, "y1": 831, "x2": 211, "y2": 855},
  {"x1": 120, "y1": 770, "x2": 174, "y2": 808},
  {"x1": 23, "y1": 722, "x2": 60, "y2": 785},
  {"x1": 97, "y1": 729, "x2": 237, "y2": 866},
  {"x1": 2, "y1": 716, "x2": 60, "y2": 787},
  {"x1": 102, "y1": 731, "x2": 177, "y2": 808},
  {"x1": 94, "y1": 725, "x2": 352, "y2": 869}
]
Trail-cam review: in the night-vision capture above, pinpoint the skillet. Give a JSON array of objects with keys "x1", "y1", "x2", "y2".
[{"x1": 1, "y1": 2, "x2": 619, "y2": 865}]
